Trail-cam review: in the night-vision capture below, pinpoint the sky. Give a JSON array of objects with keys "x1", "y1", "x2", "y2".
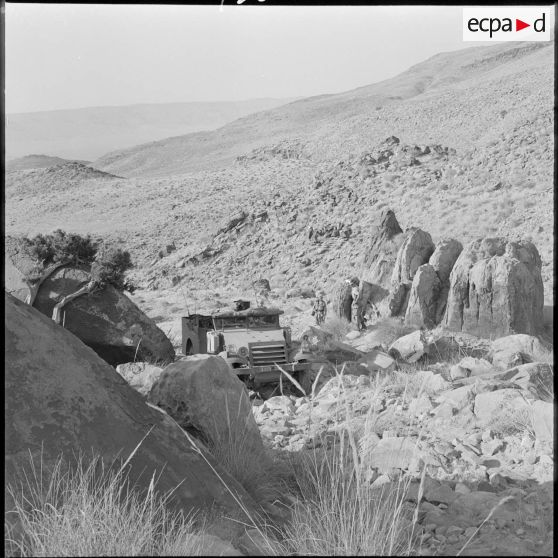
[{"x1": 5, "y1": 4, "x2": 500, "y2": 114}]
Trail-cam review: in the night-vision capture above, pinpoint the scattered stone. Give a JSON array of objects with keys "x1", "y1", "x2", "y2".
[
  {"x1": 367, "y1": 436, "x2": 421, "y2": 472},
  {"x1": 473, "y1": 389, "x2": 529, "y2": 424},
  {"x1": 436, "y1": 384, "x2": 475, "y2": 411},
  {"x1": 531, "y1": 400, "x2": 553, "y2": 442},
  {"x1": 357, "y1": 349, "x2": 396, "y2": 372},
  {"x1": 415, "y1": 370, "x2": 450, "y2": 393},
  {"x1": 503, "y1": 363, "x2": 553, "y2": 401},
  {"x1": 490, "y1": 334, "x2": 546, "y2": 370},
  {"x1": 115, "y1": 361, "x2": 164, "y2": 398},
  {"x1": 449, "y1": 364, "x2": 470, "y2": 381},
  {"x1": 388, "y1": 330, "x2": 430, "y2": 363}
]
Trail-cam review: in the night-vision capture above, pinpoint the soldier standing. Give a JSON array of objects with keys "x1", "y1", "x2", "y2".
[
  {"x1": 312, "y1": 291, "x2": 327, "y2": 325},
  {"x1": 350, "y1": 277, "x2": 364, "y2": 330}
]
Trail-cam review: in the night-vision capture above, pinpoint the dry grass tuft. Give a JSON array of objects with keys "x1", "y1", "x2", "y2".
[
  {"x1": 321, "y1": 316, "x2": 353, "y2": 342},
  {"x1": 4, "y1": 451, "x2": 204, "y2": 557}
]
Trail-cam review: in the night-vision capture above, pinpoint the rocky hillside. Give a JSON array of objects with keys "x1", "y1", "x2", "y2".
[{"x1": 5, "y1": 41, "x2": 554, "y2": 304}]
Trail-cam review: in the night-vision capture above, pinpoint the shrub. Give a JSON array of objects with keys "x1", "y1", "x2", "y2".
[
  {"x1": 5, "y1": 451, "x2": 205, "y2": 557},
  {"x1": 24, "y1": 230, "x2": 97, "y2": 267},
  {"x1": 321, "y1": 316, "x2": 353, "y2": 342},
  {"x1": 22, "y1": 231, "x2": 135, "y2": 293}
]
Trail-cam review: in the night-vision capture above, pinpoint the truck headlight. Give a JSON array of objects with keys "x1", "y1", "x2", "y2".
[{"x1": 238, "y1": 346, "x2": 249, "y2": 358}]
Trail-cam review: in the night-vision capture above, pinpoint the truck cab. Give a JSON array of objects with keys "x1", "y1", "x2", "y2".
[{"x1": 182, "y1": 301, "x2": 310, "y2": 388}]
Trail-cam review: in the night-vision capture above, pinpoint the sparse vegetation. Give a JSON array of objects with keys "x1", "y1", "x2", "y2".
[
  {"x1": 24, "y1": 229, "x2": 98, "y2": 267},
  {"x1": 321, "y1": 316, "x2": 353, "y2": 342},
  {"x1": 22, "y1": 230, "x2": 135, "y2": 293},
  {"x1": 5, "y1": 451, "x2": 205, "y2": 557}
]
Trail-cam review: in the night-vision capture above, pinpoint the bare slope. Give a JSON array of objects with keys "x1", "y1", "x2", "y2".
[
  {"x1": 6, "y1": 98, "x2": 297, "y2": 162},
  {"x1": 93, "y1": 42, "x2": 552, "y2": 178}
]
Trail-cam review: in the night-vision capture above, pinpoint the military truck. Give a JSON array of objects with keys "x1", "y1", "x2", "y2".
[{"x1": 182, "y1": 300, "x2": 312, "y2": 388}]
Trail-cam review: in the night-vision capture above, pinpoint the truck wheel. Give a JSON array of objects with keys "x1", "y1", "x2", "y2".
[{"x1": 295, "y1": 369, "x2": 313, "y2": 396}]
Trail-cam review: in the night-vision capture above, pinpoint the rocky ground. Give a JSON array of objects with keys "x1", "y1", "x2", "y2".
[{"x1": 249, "y1": 326, "x2": 554, "y2": 556}]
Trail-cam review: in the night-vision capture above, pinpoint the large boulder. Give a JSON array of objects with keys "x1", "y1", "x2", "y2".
[
  {"x1": 5, "y1": 293, "x2": 257, "y2": 543},
  {"x1": 148, "y1": 355, "x2": 264, "y2": 456},
  {"x1": 388, "y1": 330, "x2": 430, "y2": 363},
  {"x1": 442, "y1": 238, "x2": 544, "y2": 338},
  {"x1": 331, "y1": 279, "x2": 353, "y2": 321},
  {"x1": 387, "y1": 228, "x2": 435, "y2": 316},
  {"x1": 490, "y1": 333, "x2": 546, "y2": 370},
  {"x1": 360, "y1": 209, "x2": 404, "y2": 290},
  {"x1": 404, "y1": 264, "x2": 441, "y2": 329},
  {"x1": 33, "y1": 264, "x2": 174, "y2": 366},
  {"x1": 473, "y1": 389, "x2": 529, "y2": 424},
  {"x1": 429, "y1": 238, "x2": 464, "y2": 285},
  {"x1": 428, "y1": 238, "x2": 463, "y2": 323}
]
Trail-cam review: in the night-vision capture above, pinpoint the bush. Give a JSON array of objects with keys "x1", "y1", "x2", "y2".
[
  {"x1": 24, "y1": 230, "x2": 98, "y2": 267},
  {"x1": 23, "y1": 231, "x2": 135, "y2": 293},
  {"x1": 321, "y1": 316, "x2": 353, "y2": 342}
]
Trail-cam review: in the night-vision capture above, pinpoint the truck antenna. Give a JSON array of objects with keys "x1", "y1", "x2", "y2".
[{"x1": 178, "y1": 282, "x2": 191, "y2": 315}]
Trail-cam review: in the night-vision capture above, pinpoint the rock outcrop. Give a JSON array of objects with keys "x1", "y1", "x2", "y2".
[
  {"x1": 428, "y1": 238, "x2": 463, "y2": 323},
  {"x1": 331, "y1": 279, "x2": 353, "y2": 321},
  {"x1": 387, "y1": 228, "x2": 435, "y2": 316},
  {"x1": 361, "y1": 209, "x2": 404, "y2": 289},
  {"x1": 443, "y1": 238, "x2": 544, "y2": 338},
  {"x1": 5, "y1": 293, "x2": 257, "y2": 544},
  {"x1": 404, "y1": 264, "x2": 441, "y2": 329}
]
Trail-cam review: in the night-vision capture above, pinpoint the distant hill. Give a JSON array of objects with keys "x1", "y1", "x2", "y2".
[
  {"x1": 5, "y1": 154, "x2": 91, "y2": 172},
  {"x1": 92, "y1": 42, "x2": 552, "y2": 178},
  {"x1": 5, "y1": 98, "x2": 298, "y2": 162}
]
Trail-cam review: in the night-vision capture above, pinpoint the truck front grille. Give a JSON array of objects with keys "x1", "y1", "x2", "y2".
[{"x1": 249, "y1": 342, "x2": 288, "y2": 366}]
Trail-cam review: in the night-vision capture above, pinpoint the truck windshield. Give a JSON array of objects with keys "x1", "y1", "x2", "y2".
[{"x1": 217, "y1": 315, "x2": 279, "y2": 329}]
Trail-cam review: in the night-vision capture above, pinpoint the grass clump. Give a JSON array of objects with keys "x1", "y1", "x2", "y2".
[
  {"x1": 4, "y1": 451, "x2": 205, "y2": 557},
  {"x1": 321, "y1": 316, "x2": 353, "y2": 341}
]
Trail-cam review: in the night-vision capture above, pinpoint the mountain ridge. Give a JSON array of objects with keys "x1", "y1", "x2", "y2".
[{"x1": 92, "y1": 41, "x2": 552, "y2": 178}]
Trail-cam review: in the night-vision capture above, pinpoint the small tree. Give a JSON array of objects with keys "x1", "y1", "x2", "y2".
[
  {"x1": 24, "y1": 230, "x2": 97, "y2": 266},
  {"x1": 23, "y1": 231, "x2": 135, "y2": 293}
]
